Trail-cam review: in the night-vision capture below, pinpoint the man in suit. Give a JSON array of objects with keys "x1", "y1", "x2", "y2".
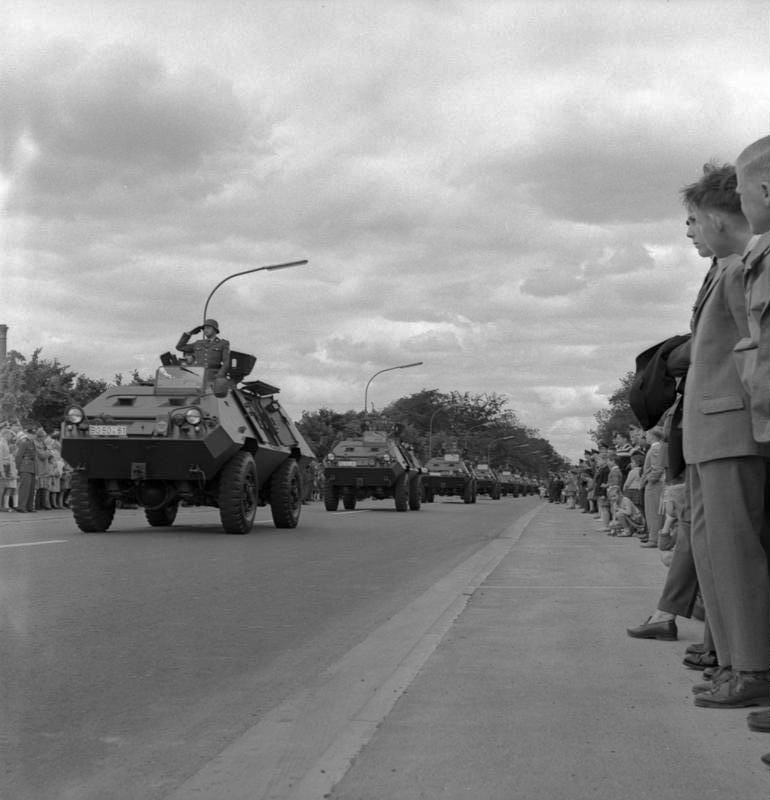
[
  {"x1": 682, "y1": 163, "x2": 770, "y2": 708},
  {"x1": 735, "y1": 136, "x2": 770, "y2": 443},
  {"x1": 732, "y1": 137, "x2": 770, "y2": 741},
  {"x1": 14, "y1": 428, "x2": 38, "y2": 513}
]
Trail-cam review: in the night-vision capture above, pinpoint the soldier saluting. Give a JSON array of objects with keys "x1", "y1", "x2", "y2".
[{"x1": 176, "y1": 319, "x2": 230, "y2": 383}]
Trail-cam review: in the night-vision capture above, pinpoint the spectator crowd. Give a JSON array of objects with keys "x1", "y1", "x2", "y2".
[
  {"x1": 546, "y1": 135, "x2": 770, "y2": 769},
  {"x1": 0, "y1": 422, "x2": 72, "y2": 513}
]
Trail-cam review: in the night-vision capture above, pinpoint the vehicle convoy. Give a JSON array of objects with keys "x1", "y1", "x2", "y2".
[
  {"x1": 61, "y1": 348, "x2": 316, "y2": 534},
  {"x1": 422, "y1": 453, "x2": 477, "y2": 504},
  {"x1": 323, "y1": 425, "x2": 424, "y2": 512},
  {"x1": 473, "y1": 463, "x2": 502, "y2": 500}
]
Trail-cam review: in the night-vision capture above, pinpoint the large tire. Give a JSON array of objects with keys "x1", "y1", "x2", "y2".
[
  {"x1": 342, "y1": 491, "x2": 356, "y2": 510},
  {"x1": 491, "y1": 485, "x2": 501, "y2": 500},
  {"x1": 424, "y1": 488, "x2": 434, "y2": 503},
  {"x1": 145, "y1": 502, "x2": 179, "y2": 527},
  {"x1": 219, "y1": 451, "x2": 258, "y2": 534},
  {"x1": 408, "y1": 475, "x2": 422, "y2": 511},
  {"x1": 463, "y1": 481, "x2": 473, "y2": 504},
  {"x1": 324, "y1": 482, "x2": 339, "y2": 511},
  {"x1": 394, "y1": 474, "x2": 408, "y2": 512},
  {"x1": 70, "y1": 472, "x2": 116, "y2": 533},
  {"x1": 270, "y1": 459, "x2": 302, "y2": 529}
]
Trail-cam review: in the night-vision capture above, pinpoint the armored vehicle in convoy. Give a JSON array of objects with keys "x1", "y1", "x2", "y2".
[
  {"x1": 473, "y1": 463, "x2": 502, "y2": 500},
  {"x1": 61, "y1": 350, "x2": 316, "y2": 534},
  {"x1": 323, "y1": 425, "x2": 423, "y2": 512},
  {"x1": 498, "y1": 469, "x2": 517, "y2": 497},
  {"x1": 422, "y1": 453, "x2": 477, "y2": 504}
]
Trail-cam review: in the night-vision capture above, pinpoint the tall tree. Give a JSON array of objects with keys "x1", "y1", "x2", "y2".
[
  {"x1": 0, "y1": 349, "x2": 108, "y2": 431},
  {"x1": 591, "y1": 370, "x2": 637, "y2": 446}
]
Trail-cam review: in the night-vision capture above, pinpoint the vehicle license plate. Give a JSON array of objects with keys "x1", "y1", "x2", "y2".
[
  {"x1": 337, "y1": 460, "x2": 357, "y2": 467},
  {"x1": 90, "y1": 425, "x2": 127, "y2": 437}
]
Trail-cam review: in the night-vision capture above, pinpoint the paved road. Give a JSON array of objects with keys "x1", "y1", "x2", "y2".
[{"x1": 0, "y1": 495, "x2": 539, "y2": 800}]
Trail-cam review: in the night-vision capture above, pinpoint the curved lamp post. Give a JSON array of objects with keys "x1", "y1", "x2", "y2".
[
  {"x1": 202, "y1": 259, "x2": 307, "y2": 323},
  {"x1": 487, "y1": 434, "x2": 519, "y2": 465},
  {"x1": 462, "y1": 421, "x2": 490, "y2": 457},
  {"x1": 363, "y1": 362, "x2": 423, "y2": 416},
  {"x1": 427, "y1": 405, "x2": 454, "y2": 459}
]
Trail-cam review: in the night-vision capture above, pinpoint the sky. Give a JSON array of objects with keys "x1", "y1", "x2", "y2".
[{"x1": 2, "y1": 0, "x2": 769, "y2": 462}]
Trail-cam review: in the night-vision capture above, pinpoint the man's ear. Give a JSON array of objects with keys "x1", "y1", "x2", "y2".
[
  {"x1": 760, "y1": 181, "x2": 770, "y2": 208},
  {"x1": 707, "y1": 211, "x2": 725, "y2": 231}
]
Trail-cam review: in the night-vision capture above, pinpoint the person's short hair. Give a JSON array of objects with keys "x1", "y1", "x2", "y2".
[
  {"x1": 681, "y1": 162, "x2": 742, "y2": 215},
  {"x1": 648, "y1": 425, "x2": 665, "y2": 441},
  {"x1": 738, "y1": 135, "x2": 770, "y2": 178}
]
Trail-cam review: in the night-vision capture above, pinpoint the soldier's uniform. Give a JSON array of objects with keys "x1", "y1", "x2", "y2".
[{"x1": 176, "y1": 319, "x2": 230, "y2": 383}]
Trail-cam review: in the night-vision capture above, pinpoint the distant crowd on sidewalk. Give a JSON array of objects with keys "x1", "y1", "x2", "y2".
[
  {"x1": 0, "y1": 421, "x2": 72, "y2": 513},
  {"x1": 544, "y1": 426, "x2": 676, "y2": 549}
]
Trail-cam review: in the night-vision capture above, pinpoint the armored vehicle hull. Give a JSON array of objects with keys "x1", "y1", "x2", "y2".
[
  {"x1": 422, "y1": 454, "x2": 476, "y2": 504},
  {"x1": 61, "y1": 358, "x2": 316, "y2": 534},
  {"x1": 323, "y1": 429, "x2": 423, "y2": 512},
  {"x1": 474, "y1": 466, "x2": 501, "y2": 500}
]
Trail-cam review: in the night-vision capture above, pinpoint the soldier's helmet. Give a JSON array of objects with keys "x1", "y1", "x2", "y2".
[{"x1": 203, "y1": 318, "x2": 220, "y2": 333}]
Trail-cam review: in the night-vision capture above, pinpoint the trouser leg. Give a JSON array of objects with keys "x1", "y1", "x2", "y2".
[{"x1": 689, "y1": 457, "x2": 770, "y2": 672}]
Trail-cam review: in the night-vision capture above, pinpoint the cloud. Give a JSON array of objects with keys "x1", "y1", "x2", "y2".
[{"x1": 3, "y1": 1, "x2": 768, "y2": 462}]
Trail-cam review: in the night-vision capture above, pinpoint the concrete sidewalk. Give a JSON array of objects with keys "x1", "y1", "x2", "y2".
[{"x1": 329, "y1": 502, "x2": 770, "y2": 800}]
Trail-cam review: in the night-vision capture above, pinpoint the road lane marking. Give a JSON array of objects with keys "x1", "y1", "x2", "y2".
[
  {"x1": 166, "y1": 503, "x2": 544, "y2": 800},
  {"x1": 0, "y1": 540, "x2": 67, "y2": 549}
]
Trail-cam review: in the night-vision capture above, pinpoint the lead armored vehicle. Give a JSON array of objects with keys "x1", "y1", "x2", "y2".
[
  {"x1": 473, "y1": 463, "x2": 502, "y2": 500},
  {"x1": 61, "y1": 350, "x2": 316, "y2": 534},
  {"x1": 422, "y1": 453, "x2": 477, "y2": 504},
  {"x1": 323, "y1": 425, "x2": 423, "y2": 512}
]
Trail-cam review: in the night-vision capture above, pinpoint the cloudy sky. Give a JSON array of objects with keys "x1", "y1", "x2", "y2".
[{"x1": 2, "y1": 1, "x2": 769, "y2": 460}]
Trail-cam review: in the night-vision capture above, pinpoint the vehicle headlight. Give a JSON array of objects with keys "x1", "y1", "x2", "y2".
[
  {"x1": 65, "y1": 406, "x2": 84, "y2": 424},
  {"x1": 327, "y1": 453, "x2": 335, "y2": 462},
  {"x1": 185, "y1": 408, "x2": 202, "y2": 425}
]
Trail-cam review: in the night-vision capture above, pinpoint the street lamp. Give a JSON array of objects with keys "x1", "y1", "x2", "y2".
[
  {"x1": 486, "y1": 435, "x2": 517, "y2": 465},
  {"x1": 462, "y1": 421, "x2": 490, "y2": 455},
  {"x1": 363, "y1": 362, "x2": 423, "y2": 416},
  {"x1": 202, "y1": 259, "x2": 307, "y2": 322}
]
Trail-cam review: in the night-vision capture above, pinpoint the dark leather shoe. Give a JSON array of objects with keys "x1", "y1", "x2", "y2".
[
  {"x1": 686, "y1": 642, "x2": 708, "y2": 655},
  {"x1": 683, "y1": 650, "x2": 718, "y2": 670},
  {"x1": 627, "y1": 617, "x2": 677, "y2": 641},
  {"x1": 694, "y1": 671, "x2": 770, "y2": 707},
  {"x1": 748, "y1": 708, "x2": 770, "y2": 733},
  {"x1": 693, "y1": 667, "x2": 731, "y2": 694}
]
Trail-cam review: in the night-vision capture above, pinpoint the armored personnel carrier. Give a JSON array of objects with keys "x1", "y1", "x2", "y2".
[
  {"x1": 60, "y1": 351, "x2": 316, "y2": 534},
  {"x1": 498, "y1": 469, "x2": 517, "y2": 497},
  {"x1": 323, "y1": 425, "x2": 423, "y2": 512},
  {"x1": 473, "y1": 463, "x2": 502, "y2": 500},
  {"x1": 422, "y1": 453, "x2": 477, "y2": 504}
]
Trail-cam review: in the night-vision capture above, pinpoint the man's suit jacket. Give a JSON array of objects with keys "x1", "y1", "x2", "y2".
[
  {"x1": 683, "y1": 255, "x2": 766, "y2": 464},
  {"x1": 739, "y1": 232, "x2": 770, "y2": 441},
  {"x1": 14, "y1": 436, "x2": 37, "y2": 475}
]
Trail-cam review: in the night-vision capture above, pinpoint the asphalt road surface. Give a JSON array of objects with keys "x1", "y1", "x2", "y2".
[{"x1": 0, "y1": 494, "x2": 539, "y2": 800}]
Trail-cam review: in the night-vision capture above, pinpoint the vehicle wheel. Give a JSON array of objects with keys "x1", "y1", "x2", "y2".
[
  {"x1": 394, "y1": 474, "x2": 408, "y2": 512},
  {"x1": 270, "y1": 458, "x2": 302, "y2": 529},
  {"x1": 463, "y1": 482, "x2": 473, "y2": 504},
  {"x1": 408, "y1": 475, "x2": 422, "y2": 510},
  {"x1": 424, "y1": 489, "x2": 434, "y2": 503},
  {"x1": 324, "y1": 482, "x2": 339, "y2": 511},
  {"x1": 342, "y1": 491, "x2": 356, "y2": 510},
  {"x1": 70, "y1": 472, "x2": 116, "y2": 533},
  {"x1": 145, "y1": 502, "x2": 179, "y2": 527},
  {"x1": 492, "y1": 485, "x2": 501, "y2": 500},
  {"x1": 219, "y1": 451, "x2": 258, "y2": 534}
]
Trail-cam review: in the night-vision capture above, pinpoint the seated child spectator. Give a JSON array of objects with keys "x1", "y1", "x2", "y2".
[{"x1": 607, "y1": 486, "x2": 646, "y2": 537}]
